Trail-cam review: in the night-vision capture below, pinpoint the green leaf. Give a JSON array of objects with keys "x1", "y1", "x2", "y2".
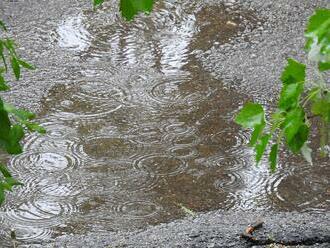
[
  {"x1": 0, "y1": 164, "x2": 22, "y2": 200},
  {"x1": 255, "y1": 134, "x2": 270, "y2": 164},
  {"x1": 271, "y1": 111, "x2": 285, "y2": 132},
  {"x1": 0, "y1": 108, "x2": 11, "y2": 150},
  {"x1": 0, "y1": 74, "x2": 9, "y2": 91},
  {"x1": 280, "y1": 59, "x2": 306, "y2": 86},
  {"x1": 278, "y1": 82, "x2": 304, "y2": 111},
  {"x1": 0, "y1": 164, "x2": 12, "y2": 178},
  {"x1": 10, "y1": 56, "x2": 20, "y2": 80},
  {"x1": 133, "y1": 0, "x2": 154, "y2": 12},
  {"x1": 235, "y1": 103, "x2": 265, "y2": 129},
  {"x1": 25, "y1": 122, "x2": 46, "y2": 134},
  {"x1": 6, "y1": 125, "x2": 24, "y2": 154},
  {"x1": 93, "y1": 0, "x2": 105, "y2": 8},
  {"x1": 120, "y1": 0, "x2": 154, "y2": 21},
  {"x1": 0, "y1": 41, "x2": 8, "y2": 72},
  {"x1": 249, "y1": 123, "x2": 265, "y2": 147},
  {"x1": 178, "y1": 203, "x2": 196, "y2": 217},
  {"x1": 319, "y1": 61, "x2": 330, "y2": 71},
  {"x1": 0, "y1": 186, "x2": 4, "y2": 205},
  {"x1": 5, "y1": 177, "x2": 23, "y2": 188},
  {"x1": 269, "y1": 144, "x2": 278, "y2": 173},
  {"x1": 120, "y1": 0, "x2": 136, "y2": 21},
  {"x1": 305, "y1": 9, "x2": 330, "y2": 64},
  {"x1": 306, "y1": 87, "x2": 321, "y2": 102},
  {"x1": 1, "y1": 178, "x2": 22, "y2": 192},
  {"x1": 0, "y1": 20, "x2": 7, "y2": 31},
  {"x1": 281, "y1": 107, "x2": 309, "y2": 153},
  {"x1": 305, "y1": 9, "x2": 330, "y2": 49},
  {"x1": 18, "y1": 59, "x2": 35, "y2": 70},
  {"x1": 3, "y1": 103, "x2": 36, "y2": 121},
  {"x1": 3, "y1": 39, "x2": 17, "y2": 55},
  {"x1": 311, "y1": 96, "x2": 330, "y2": 122},
  {"x1": 287, "y1": 124, "x2": 309, "y2": 153}
]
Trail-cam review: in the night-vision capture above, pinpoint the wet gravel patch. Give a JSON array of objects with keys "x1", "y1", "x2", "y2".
[
  {"x1": 198, "y1": 0, "x2": 330, "y2": 103},
  {"x1": 46, "y1": 210, "x2": 330, "y2": 248},
  {"x1": 1, "y1": 0, "x2": 329, "y2": 247}
]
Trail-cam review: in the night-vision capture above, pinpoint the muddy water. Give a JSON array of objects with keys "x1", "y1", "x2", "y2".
[{"x1": 0, "y1": 0, "x2": 329, "y2": 245}]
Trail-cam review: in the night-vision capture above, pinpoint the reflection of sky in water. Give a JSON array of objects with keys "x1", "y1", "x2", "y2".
[
  {"x1": 155, "y1": 15, "x2": 196, "y2": 74},
  {"x1": 2, "y1": 1, "x2": 328, "y2": 245},
  {"x1": 57, "y1": 15, "x2": 90, "y2": 51},
  {"x1": 56, "y1": 10, "x2": 197, "y2": 75}
]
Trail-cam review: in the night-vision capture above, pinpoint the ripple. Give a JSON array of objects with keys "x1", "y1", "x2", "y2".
[
  {"x1": 10, "y1": 151, "x2": 81, "y2": 176},
  {"x1": 214, "y1": 171, "x2": 244, "y2": 191},
  {"x1": 116, "y1": 169, "x2": 159, "y2": 192},
  {"x1": 169, "y1": 133, "x2": 200, "y2": 147},
  {"x1": 265, "y1": 163, "x2": 330, "y2": 212},
  {"x1": 210, "y1": 128, "x2": 250, "y2": 154},
  {"x1": 5, "y1": 198, "x2": 76, "y2": 227},
  {"x1": 81, "y1": 136, "x2": 140, "y2": 161},
  {"x1": 34, "y1": 121, "x2": 77, "y2": 138},
  {"x1": 234, "y1": 166, "x2": 271, "y2": 210},
  {"x1": 23, "y1": 134, "x2": 83, "y2": 156},
  {"x1": 46, "y1": 81, "x2": 128, "y2": 121},
  {"x1": 57, "y1": 15, "x2": 91, "y2": 52},
  {"x1": 162, "y1": 121, "x2": 194, "y2": 136},
  {"x1": 134, "y1": 154, "x2": 187, "y2": 176},
  {"x1": 169, "y1": 146, "x2": 198, "y2": 159},
  {"x1": 7, "y1": 226, "x2": 53, "y2": 243},
  {"x1": 128, "y1": 124, "x2": 164, "y2": 145},
  {"x1": 199, "y1": 154, "x2": 249, "y2": 171},
  {"x1": 38, "y1": 174, "x2": 83, "y2": 197},
  {"x1": 114, "y1": 201, "x2": 161, "y2": 219},
  {"x1": 149, "y1": 76, "x2": 211, "y2": 105}
]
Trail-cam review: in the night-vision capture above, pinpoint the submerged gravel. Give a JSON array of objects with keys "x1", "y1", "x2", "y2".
[
  {"x1": 1, "y1": 0, "x2": 329, "y2": 247},
  {"x1": 47, "y1": 210, "x2": 330, "y2": 247},
  {"x1": 49, "y1": 0, "x2": 329, "y2": 246}
]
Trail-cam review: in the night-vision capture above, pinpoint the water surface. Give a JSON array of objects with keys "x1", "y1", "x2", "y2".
[{"x1": 0, "y1": 0, "x2": 329, "y2": 245}]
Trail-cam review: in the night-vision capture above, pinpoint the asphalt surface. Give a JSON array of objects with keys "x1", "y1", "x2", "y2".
[
  {"x1": 1, "y1": 0, "x2": 329, "y2": 247},
  {"x1": 49, "y1": 0, "x2": 329, "y2": 247},
  {"x1": 47, "y1": 210, "x2": 330, "y2": 248}
]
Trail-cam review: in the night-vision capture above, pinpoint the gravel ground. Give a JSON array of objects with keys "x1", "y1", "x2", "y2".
[
  {"x1": 199, "y1": 0, "x2": 330, "y2": 102},
  {"x1": 48, "y1": 0, "x2": 330, "y2": 246},
  {"x1": 1, "y1": 0, "x2": 329, "y2": 247},
  {"x1": 46, "y1": 210, "x2": 330, "y2": 248}
]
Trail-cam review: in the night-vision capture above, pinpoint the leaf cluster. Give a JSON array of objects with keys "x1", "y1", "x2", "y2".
[
  {"x1": 93, "y1": 0, "x2": 155, "y2": 21},
  {"x1": 0, "y1": 20, "x2": 45, "y2": 205},
  {"x1": 235, "y1": 9, "x2": 330, "y2": 171}
]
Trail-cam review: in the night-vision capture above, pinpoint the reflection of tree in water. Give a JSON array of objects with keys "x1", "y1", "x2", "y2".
[{"x1": 40, "y1": 3, "x2": 257, "y2": 226}]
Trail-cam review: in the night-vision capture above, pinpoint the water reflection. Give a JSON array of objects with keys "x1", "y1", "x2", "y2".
[
  {"x1": 0, "y1": 0, "x2": 328, "y2": 245},
  {"x1": 57, "y1": 15, "x2": 91, "y2": 51}
]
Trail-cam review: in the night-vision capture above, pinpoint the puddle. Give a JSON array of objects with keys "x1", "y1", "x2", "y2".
[{"x1": 0, "y1": 0, "x2": 328, "y2": 245}]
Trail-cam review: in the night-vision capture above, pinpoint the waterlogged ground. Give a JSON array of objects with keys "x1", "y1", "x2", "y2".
[{"x1": 0, "y1": 0, "x2": 329, "y2": 246}]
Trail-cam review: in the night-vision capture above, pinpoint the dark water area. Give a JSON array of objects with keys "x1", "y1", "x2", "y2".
[{"x1": 0, "y1": 0, "x2": 329, "y2": 245}]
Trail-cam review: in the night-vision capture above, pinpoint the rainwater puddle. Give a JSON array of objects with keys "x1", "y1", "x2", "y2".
[{"x1": 0, "y1": 0, "x2": 329, "y2": 245}]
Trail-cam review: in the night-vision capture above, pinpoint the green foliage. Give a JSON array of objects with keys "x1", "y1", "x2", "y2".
[
  {"x1": 93, "y1": 0, "x2": 105, "y2": 8},
  {"x1": 93, "y1": 0, "x2": 155, "y2": 21},
  {"x1": 235, "y1": 9, "x2": 330, "y2": 171},
  {"x1": 0, "y1": 20, "x2": 7, "y2": 31},
  {"x1": 120, "y1": 0, "x2": 154, "y2": 21},
  {"x1": 0, "y1": 20, "x2": 44, "y2": 205},
  {"x1": 0, "y1": 163, "x2": 23, "y2": 205},
  {"x1": 305, "y1": 9, "x2": 330, "y2": 71}
]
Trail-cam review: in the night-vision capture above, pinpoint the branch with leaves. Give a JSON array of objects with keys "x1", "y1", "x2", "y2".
[
  {"x1": 0, "y1": 21, "x2": 45, "y2": 205},
  {"x1": 235, "y1": 9, "x2": 330, "y2": 171},
  {"x1": 93, "y1": 0, "x2": 155, "y2": 21}
]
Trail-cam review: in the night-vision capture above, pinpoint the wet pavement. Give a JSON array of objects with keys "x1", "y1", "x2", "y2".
[{"x1": 0, "y1": 0, "x2": 329, "y2": 246}]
